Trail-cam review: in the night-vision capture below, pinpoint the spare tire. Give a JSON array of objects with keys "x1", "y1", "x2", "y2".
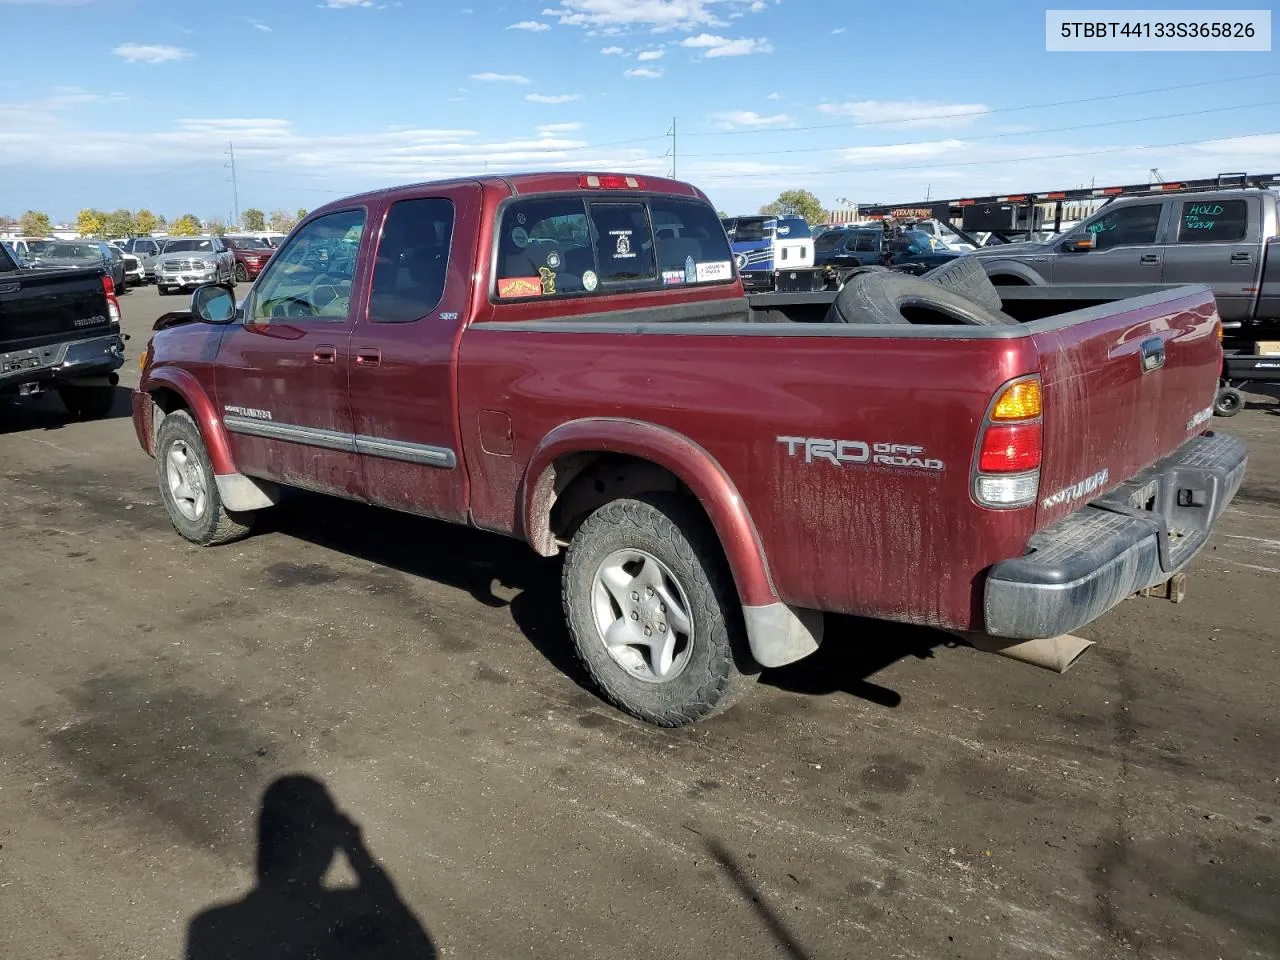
[
  {"x1": 824, "y1": 270, "x2": 1018, "y2": 326},
  {"x1": 918, "y1": 256, "x2": 1004, "y2": 313}
]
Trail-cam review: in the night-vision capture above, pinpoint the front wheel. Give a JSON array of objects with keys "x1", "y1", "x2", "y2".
[
  {"x1": 155, "y1": 409, "x2": 255, "y2": 545},
  {"x1": 562, "y1": 493, "x2": 759, "y2": 726},
  {"x1": 234, "y1": 263, "x2": 248, "y2": 284},
  {"x1": 1214, "y1": 385, "x2": 1243, "y2": 418}
]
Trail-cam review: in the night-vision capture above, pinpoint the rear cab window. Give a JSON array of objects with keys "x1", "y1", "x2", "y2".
[
  {"x1": 493, "y1": 193, "x2": 733, "y2": 300},
  {"x1": 1174, "y1": 199, "x2": 1249, "y2": 243}
]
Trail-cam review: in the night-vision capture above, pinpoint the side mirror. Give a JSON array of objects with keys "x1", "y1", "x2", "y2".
[
  {"x1": 1063, "y1": 234, "x2": 1096, "y2": 252},
  {"x1": 191, "y1": 283, "x2": 237, "y2": 324}
]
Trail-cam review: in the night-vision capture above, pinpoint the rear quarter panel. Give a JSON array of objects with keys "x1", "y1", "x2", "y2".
[{"x1": 459, "y1": 326, "x2": 1040, "y2": 632}]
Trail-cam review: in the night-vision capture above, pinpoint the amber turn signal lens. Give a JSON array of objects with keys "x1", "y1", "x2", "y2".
[{"x1": 991, "y1": 379, "x2": 1042, "y2": 421}]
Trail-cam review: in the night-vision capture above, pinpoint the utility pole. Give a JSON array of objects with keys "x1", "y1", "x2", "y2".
[
  {"x1": 666, "y1": 117, "x2": 677, "y2": 178},
  {"x1": 225, "y1": 142, "x2": 240, "y2": 229}
]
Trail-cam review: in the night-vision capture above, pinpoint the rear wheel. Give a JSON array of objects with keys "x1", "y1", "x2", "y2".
[
  {"x1": 158, "y1": 285, "x2": 171, "y2": 296},
  {"x1": 562, "y1": 493, "x2": 759, "y2": 726},
  {"x1": 1214, "y1": 385, "x2": 1243, "y2": 418},
  {"x1": 155, "y1": 409, "x2": 255, "y2": 545},
  {"x1": 58, "y1": 384, "x2": 115, "y2": 420}
]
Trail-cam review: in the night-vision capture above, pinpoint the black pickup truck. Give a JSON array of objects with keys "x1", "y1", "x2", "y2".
[{"x1": 1, "y1": 242, "x2": 126, "y2": 418}]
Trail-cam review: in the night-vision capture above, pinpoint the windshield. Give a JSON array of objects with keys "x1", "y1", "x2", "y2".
[
  {"x1": 163, "y1": 239, "x2": 215, "y2": 253},
  {"x1": 44, "y1": 242, "x2": 101, "y2": 261},
  {"x1": 733, "y1": 217, "x2": 773, "y2": 242},
  {"x1": 228, "y1": 237, "x2": 269, "y2": 249}
]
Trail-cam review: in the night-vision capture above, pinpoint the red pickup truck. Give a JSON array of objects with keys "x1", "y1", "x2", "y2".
[{"x1": 132, "y1": 172, "x2": 1246, "y2": 726}]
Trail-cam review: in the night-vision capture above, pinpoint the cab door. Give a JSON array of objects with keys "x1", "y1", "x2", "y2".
[
  {"x1": 346, "y1": 185, "x2": 480, "y2": 523},
  {"x1": 1052, "y1": 201, "x2": 1169, "y2": 284},
  {"x1": 1160, "y1": 195, "x2": 1261, "y2": 322},
  {"x1": 213, "y1": 207, "x2": 370, "y2": 497}
]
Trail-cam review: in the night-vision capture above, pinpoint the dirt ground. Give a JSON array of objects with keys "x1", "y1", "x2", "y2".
[{"x1": 1, "y1": 284, "x2": 1276, "y2": 960}]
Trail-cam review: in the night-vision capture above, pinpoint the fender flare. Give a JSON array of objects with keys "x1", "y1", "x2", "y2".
[
  {"x1": 141, "y1": 366, "x2": 237, "y2": 476},
  {"x1": 978, "y1": 260, "x2": 1046, "y2": 285},
  {"x1": 521, "y1": 418, "x2": 777, "y2": 607}
]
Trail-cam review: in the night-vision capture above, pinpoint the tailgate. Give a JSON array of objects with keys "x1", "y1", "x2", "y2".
[
  {"x1": 0, "y1": 268, "x2": 111, "y2": 352},
  {"x1": 1032, "y1": 285, "x2": 1222, "y2": 529}
]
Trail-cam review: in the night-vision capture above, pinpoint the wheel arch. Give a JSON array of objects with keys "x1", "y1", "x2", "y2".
[
  {"x1": 142, "y1": 367, "x2": 237, "y2": 475},
  {"x1": 979, "y1": 260, "x2": 1045, "y2": 285}
]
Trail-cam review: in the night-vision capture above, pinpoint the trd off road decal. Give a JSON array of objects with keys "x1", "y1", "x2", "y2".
[{"x1": 778, "y1": 436, "x2": 944, "y2": 471}]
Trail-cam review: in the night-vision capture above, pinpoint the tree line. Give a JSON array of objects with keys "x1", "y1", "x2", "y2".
[{"x1": 0, "y1": 206, "x2": 309, "y2": 238}]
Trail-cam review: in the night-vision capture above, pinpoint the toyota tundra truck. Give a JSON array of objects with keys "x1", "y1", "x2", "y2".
[{"x1": 130, "y1": 172, "x2": 1245, "y2": 726}]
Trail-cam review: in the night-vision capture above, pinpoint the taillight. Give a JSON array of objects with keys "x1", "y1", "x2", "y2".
[
  {"x1": 579, "y1": 174, "x2": 644, "y2": 189},
  {"x1": 974, "y1": 375, "x2": 1042, "y2": 509},
  {"x1": 102, "y1": 273, "x2": 121, "y2": 325},
  {"x1": 102, "y1": 273, "x2": 115, "y2": 297}
]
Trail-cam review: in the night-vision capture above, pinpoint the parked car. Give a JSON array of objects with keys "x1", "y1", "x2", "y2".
[
  {"x1": 966, "y1": 187, "x2": 1280, "y2": 328},
  {"x1": 122, "y1": 251, "x2": 145, "y2": 286},
  {"x1": 117, "y1": 237, "x2": 162, "y2": 282},
  {"x1": 814, "y1": 227, "x2": 963, "y2": 272},
  {"x1": 26, "y1": 239, "x2": 128, "y2": 292},
  {"x1": 133, "y1": 171, "x2": 1242, "y2": 727},
  {"x1": 154, "y1": 236, "x2": 236, "y2": 295},
  {"x1": 3, "y1": 237, "x2": 56, "y2": 264},
  {"x1": 223, "y1": 235, "x2": 274, "y2": 282},
  {"x1": 1, "y1": 241, "x2": 125, "y2": 418}
]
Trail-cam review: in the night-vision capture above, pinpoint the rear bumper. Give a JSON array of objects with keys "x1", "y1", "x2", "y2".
[
  {"x1": 1, "y1": 334, "x2": 126, "y2": 392},
  {"x1": 984, "y1": 432, "x2": 1247, "y2": 639}
]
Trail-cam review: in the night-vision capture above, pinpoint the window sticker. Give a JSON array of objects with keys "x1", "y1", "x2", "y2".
[
  {"x1": 695, "y1": 260, "x2": 731, "y2": 282},
  {"x1": 538, "y1": 266, "x2": 556, "y2": 295},
  {"x1": 661, "y1": 269, "x2": 685, "y2": 285},
  {"x1": 610, "y1": 229, "x2": 635, "y2": 259},
  {"x1": 511, "y1": 226, "x2": 530, "y2": 248},
  {"x1": 545, "y1": 249, "x2": 562, "y2": 269},
  {"x1": 498, "y1": 276, "x2": 542, "y2": 298},
  {"x1": 683, "y1": 255, "x2": 696, "y2": 284},
  {"x1": 582, "y1": 269, "x2": 598, "y2": 292}
]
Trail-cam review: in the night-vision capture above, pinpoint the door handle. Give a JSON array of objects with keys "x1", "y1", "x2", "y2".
[
  {"x1": 1139, "y1": 254, "x2": 1160, "y2": 265},
  {"x1": 312, "y1": 345, "x2": 337, "y2": 364},
  {"x1": 1230, "y1": 251, "x2": 1253, "y2": 263},
  {"x1": 355, "y1": 348, "x2": 381, "y2": 367}
]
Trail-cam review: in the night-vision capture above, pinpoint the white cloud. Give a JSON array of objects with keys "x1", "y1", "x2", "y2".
[
  {"x1": 830, "y1": 26, "x2": 846, "y2": 34},
  {"x1": 624, "y1": 67, "x2": 663, "y2": 78},
  {"x1": 111, "y1": 43, "x2": 192, "y2": 64},
  {"x1": 766, "y1": 91, "x2": 780, "y2": 100},
  {"x1": 321, "y1": 0, "x2": 374, "y2": 7},
  {"x1": 470, "y1": 72, "x2": 532, "y2": 83},
  {"x1": 238, "y1": 16, "x2": 272, "y2": 31},
  {"x1": 508, "y1": 20, "x2": 550, "y2": 31},
  {"x1": 750, "y1": 0, "x2": 764, "y2": 8},
  {"x1": 543, "y1": 0, "x2": 762, "y2": 33},
  {"x1": 600, "y1": 45, "x2": 625, "y2": 54},
  {"x1": 712, "y1": 110, "x2": 791, "y2": 129},
  {"x1": 538, "y1": 122, "x2": 583, "y2": 134},
  {"x1": 525, "y1": 93, "x2": 582, "y2": 103},
  {"x1": 838, "y1": 140, "x2": 968, "y2": 164},
  {"x1": 636, "y1": 48, "x2": 664, "y2": 60},
  {"x1": 680, "y1": 33, "x2": 772, "y2": 56},
  {"x1": 818, "y1": 99, "x2": 990, "y2": 129}
]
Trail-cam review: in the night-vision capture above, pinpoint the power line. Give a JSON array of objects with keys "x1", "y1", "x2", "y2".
[
  {"x1": 686, "y1": 69, "x2": 1280, "y2": 138},
  {"x1": 684, "y1": 131, "x2": 1280, "y2": 181},
  {"x1": 681, "y1": 99, "x2": 1280, "y2": 159}
]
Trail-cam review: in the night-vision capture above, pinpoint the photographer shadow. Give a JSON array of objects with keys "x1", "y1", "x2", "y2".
[{"x1": 186, "y1": 774, "x2": 436, "y2": 960}]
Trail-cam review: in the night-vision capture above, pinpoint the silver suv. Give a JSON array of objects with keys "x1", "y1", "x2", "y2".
[{"x1": 156, "y1": 237, "x2": 236, "y2": 295}]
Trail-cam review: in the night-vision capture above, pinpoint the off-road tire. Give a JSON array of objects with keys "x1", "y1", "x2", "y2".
[
  {"x1": 58, "y1": 384, "x2": 115, "y2": 420},
  {"x1": 155, "y1": 409, "x2": 255, "y2": 546},
  {"x1": 562, "y1": 493, "x2": 760, "y2": 726}
]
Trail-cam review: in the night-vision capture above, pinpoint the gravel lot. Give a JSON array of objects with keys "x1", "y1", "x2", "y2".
[{"x1": 1, "y1": 283, "x2": 1277, "y2": 959}]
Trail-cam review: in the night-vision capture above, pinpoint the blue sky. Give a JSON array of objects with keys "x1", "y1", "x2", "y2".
[{"x1": 0, "y1": 0, "x2": 1276, "y2": 224}]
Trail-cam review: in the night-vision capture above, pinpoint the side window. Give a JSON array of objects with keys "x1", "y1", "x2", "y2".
[
  {"x1": 588, "y1": 201, "x2": 656, "y2": 285},
  {"x1": 1175, "y1": 199, "x2": 1248, "y2": 243},
  {"x1": 251, "y1": 209, "x2": 366, "y2": 323},
  {"x1": 1083, "y1": 203, "x2": 1162, "y2": 251},
  {"x1": 649, "y1": 198, "x2": 733, "y2": 285},
  {"x1": 495, "y1": 196, "x2": 591, "y2": 298},
  {"x1": 854, "y1": 232, "x2": 877, "y2": 253},
  {"x1": 369, "y1": 198, "x2": 455, "y2": 323}
]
